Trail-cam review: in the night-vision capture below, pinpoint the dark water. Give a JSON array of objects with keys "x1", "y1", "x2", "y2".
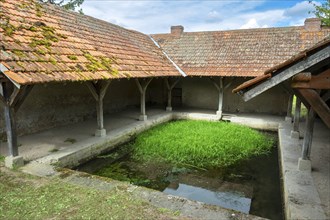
[{"x1": 76, "y1": 144, "x2": 283, "y2": 220}]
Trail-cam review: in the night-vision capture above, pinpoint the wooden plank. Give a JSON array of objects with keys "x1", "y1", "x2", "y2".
[
  {"x1": 232, "y1": 74, "x2": 271, "y2": 93},
  {"x1": 298, "y1": 89, "x2": 330, "y2": 128},
  {"x1": 242, "y1": 47, "x2": 330, "y2": 101},
  {"x1": 301, "y1": 108, "x2": 315, "y2": 160}
]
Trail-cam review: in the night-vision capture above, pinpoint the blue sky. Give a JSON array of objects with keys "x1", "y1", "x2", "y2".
[{"x1": 82, "y1": 0, "x2": 323, "y2": 34}]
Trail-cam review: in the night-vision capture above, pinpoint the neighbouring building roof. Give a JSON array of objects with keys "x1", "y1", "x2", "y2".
[
  {"x1": 232, "y1": 36, "x2": 330, "y2": 94},
  {"x1": 0, "y1": 0, "x2": 181, "y2": 85},
  {"x1": 152, "y1": 21, "x2": 330, "y2": 77}
]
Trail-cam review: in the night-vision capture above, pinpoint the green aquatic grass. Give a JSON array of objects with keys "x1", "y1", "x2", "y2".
[{"x1": 133, "y1": 120, "x2": 274, "y2": 169}]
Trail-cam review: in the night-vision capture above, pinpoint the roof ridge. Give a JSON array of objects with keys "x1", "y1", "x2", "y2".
[{"x1": 152, "y1": 25, "x2": 330, "y2": 36}]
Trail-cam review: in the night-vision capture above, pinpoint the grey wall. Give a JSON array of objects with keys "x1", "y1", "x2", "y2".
[{"x1": 179, "y1": 77, "x2": 289, "y2": 115}]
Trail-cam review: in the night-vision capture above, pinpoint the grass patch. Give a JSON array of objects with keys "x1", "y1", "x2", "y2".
[
  {"x1": 133, "y1": 120, "x2": 274, "y2": 169},
  {"x1": 0, "y1": 163, "x2": 180, "y2": 219}
]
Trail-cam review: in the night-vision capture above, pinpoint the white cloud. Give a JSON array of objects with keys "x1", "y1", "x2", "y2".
[{"x1": 81, "y1": 0, "x2": 320, "y2": 34}]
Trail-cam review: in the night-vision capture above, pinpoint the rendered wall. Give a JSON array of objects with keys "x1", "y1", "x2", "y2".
[{"x1": 179, "y1": 77, "x2": 289, "y2": 115}]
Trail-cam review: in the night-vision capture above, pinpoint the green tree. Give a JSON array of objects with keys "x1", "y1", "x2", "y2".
[
  {"x1": 39, "y1": 0, "x2": 84, "y2": 13},
  {"x1": 310, "y1": 0, "x2": 330, "y2": 26}
]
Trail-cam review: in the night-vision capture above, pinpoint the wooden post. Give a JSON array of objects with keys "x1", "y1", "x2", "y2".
[
  {"x1": 86, "y1": 81, "x2": 111, "y2": 137},
  {"x1": 1, "y1": 82, "x2": 18, "y2": 157},
  {"x1": 135, "y1": 78, "x2": 152, "y2": 121},
  {"x1": 210, "y1": 77, "x2": 224, "y2": 118},
  {"x1": 291, "y1": 97, "x2": 301, "y2": 139},
  {"x1": 286, "y1": 94, "x2": 293, "y2": 121},
  {"x1": 302, "y1": 108, "x2": 315, "y2": 160},
  {"x1": 4, "y1": 105, "x2": 18, "y2": 156},
  {"x1": 165, "y1": 78, "x2": 180, "y2": 111}
]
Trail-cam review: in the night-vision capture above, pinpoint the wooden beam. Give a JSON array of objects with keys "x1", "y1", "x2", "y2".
[
  {"x1": 12, "y1": 85, "x2": 34, "y2": 112},
  {"x1": 292, "y1": 72, "x2": 311, "y2": 82},
  {"x1": 301, "y1": 108, "x2": 315, "y2": 160},
  {"x1": 242, "y1": 46, "x2": 330, "y2": 101},
  {"x1": 86, "y1": 82, "x2": 99, "y2": 101},
  {"x1": 291, "y1": 69, "x2": 330, "y2": 89},
  {"x1": 298, "y1": 89, "x2": 330, "y2": 128},
  {"x1": 293, "y1": 89, "x2": 310, "y2": 109}
]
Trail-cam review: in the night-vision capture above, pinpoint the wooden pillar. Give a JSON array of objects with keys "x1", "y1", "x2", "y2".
[
  {"x1": 302, "y1": 108, "x2": 315, "y2": 160},
  {"x1": 86, "y1": 81, "x2": 111, "y2": 137},
  {"x1": 135, "y1": 78, "x2": 152, "y2": 121},
  {"x1": 4, "y1": 105, "x2": 18, "y2": 156},
  {"x1": 0, "y1": 81, "x2": 33, "y2": 168},
  {"x1": 298, "y1": 107, "x2": 315, "y2": 171},
  {"x1": 210, "y1": 77, "x2": 224, "y2": 118},
  {"x1": 165, "y1": 78, "x2": 180, "y2": 111},
  {"x1": 291, "y1": 97, "x2": 301, "y2": 139},
  {"x1": 1, "y1": 83, "x2": 18, "y2": 157},
  {"x1": 286, "y1": 94, "x2": 293, "y2": 121}
]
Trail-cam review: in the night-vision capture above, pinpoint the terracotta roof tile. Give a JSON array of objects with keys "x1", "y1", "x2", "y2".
[
  {"x1": 152, "y1": 25, "x2": 330, "y2": 77},
  {"x1": 0, "y1": 0, "x2": 181, "y2": 85}
]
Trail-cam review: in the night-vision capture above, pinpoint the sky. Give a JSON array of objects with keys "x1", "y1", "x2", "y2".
[{"x1": 81, "y1": 0, "x2": 323, "y2": 34}]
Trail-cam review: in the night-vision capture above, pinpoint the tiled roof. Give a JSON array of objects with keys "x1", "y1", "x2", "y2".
[
  {"x1": 232, "y1": 36, "x2": 330, "y2": 93},
  {"x1": 152, "y1": 25, "x2": 330, "y2": 77},
  {"x1": 0, "y1": 0, "x2": 181, "y2": 85}
]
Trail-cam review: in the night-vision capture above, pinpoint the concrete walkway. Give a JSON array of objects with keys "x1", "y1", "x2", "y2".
[{"x1": 278, "y1": 119, "x2": 329, "y2": 219}]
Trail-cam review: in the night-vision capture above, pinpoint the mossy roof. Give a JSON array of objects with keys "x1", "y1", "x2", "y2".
[{"x1": 0, "y1": 0, "x2": 181, "y2": 85}]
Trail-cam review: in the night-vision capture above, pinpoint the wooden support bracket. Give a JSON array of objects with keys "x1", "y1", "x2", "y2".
[
  {"x1": 0, "y1": 82, "x2": 33, "y2": 157},
  {"x1": 210, "y1": 77, "x2": 224, "y2": 117},
  {"x1": 135, "y1": 78, "x2": 153, "y2": 120},
  {"x1": 86, "y1": 80, "x2": 111, "y2": 135},
  {"x1": 298, "y1": 88, "x2": 330, "y2": 128}
]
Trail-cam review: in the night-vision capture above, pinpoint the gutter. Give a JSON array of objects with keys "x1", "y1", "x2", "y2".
[{"x1": 149, "y1": 36, "x2": 187, "y2": 77}]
